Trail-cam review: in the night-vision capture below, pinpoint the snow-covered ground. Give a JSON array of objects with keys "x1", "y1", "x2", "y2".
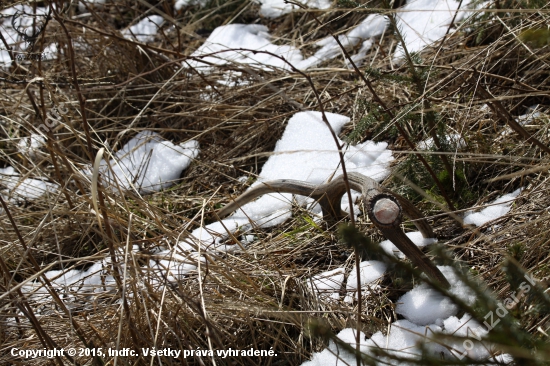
[
  {"x1": 181, "y1": 0, "x2": 478, "y2": 70},
  {"x1": 186, "y1": 24, "x2": 304, "y2": 71},
  {"x1": 21, "y1": 110, "x2": 393, "y2": 305},
  {"x1": 463, "y1": 188, "x2": 522, "y2": 227},
  {"x1": 17, "y1": 134, "x2": 46, "y2": 158},
  {"x1": 81, "y1": 131, "x2": 199, "y2": 194},
  {"x1": 175, "y1": 0, "x2": 332, "y2": 18},
  {"x1": 0, "y1": 165, "x2": 59, "y2": 203},
  {"x1": 0, "y1": 0, "x2": 478, "y2": 69},
  {"x1": 302, "y1": 194, "x2": 521, "y2": 365},
  {"x1": 122, "y1": 15, "x2": 165, "y2": 43},
  {"x1": 302, "y1": 264, "x2": 512, "y2": 365},
  {"x1": 181, "y1": 111, "x2": 393, "y2": 252},
  {"x1": 392, "y1": 0, "x2": 473, "y2": 62}
]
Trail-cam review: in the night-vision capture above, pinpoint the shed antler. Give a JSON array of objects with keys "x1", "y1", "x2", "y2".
[{"x1": 217, "y1": 172, "x2": 450, "y2": 288}]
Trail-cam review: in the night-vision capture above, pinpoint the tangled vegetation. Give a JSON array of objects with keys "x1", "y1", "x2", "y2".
[{"x1": 0, "y1": 0, "x2": 549, "y2": 365}]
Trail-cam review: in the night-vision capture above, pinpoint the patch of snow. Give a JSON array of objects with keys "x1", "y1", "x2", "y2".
[
  {"x1": 463, "y1": 188, "x2": 522, "y2": 227},
  {"x1": 242, "y1": 234, "x2": 256, "y2": 244},
  {"x1": 257, "y1": 0, "x2": 332, "y2": 18},
  {"x1": 183, "y1": 111, "x2": 393, "y2": 251},
  {"x1": 393, "y1": 0, "x2": 472, "y2": 62},
  {"x1": 175, "y1": 0, "x2": 209, "y2": 10},
  {"x1": 41, "y1": 43, "x2": 58, "y2": 61},
  {"x1": 516, "y1": 105, "x2": 543, "y2": 126},
  {"x1": 395, "y1": 266, "x2": 476, "y2": 325},
  {"x1": 123, "y1": 15, "x2": 165, "y2": 43},
  {"x1": 344, "y1": 260, "x2": 387, "y2": 303},
  {"x1": 302, "y1": 322, "x2": 447, "y2": 365},
  {"x1": 302, "y1": 314, "x2": 502, "y2": 365},
  {"x1": 176, "y1": 0, "x2": 331, "y2": 17},
  {"x1": 17, "y1": 134, "x2": 46, "y2": 158},
  {"x1": 301, "y1": 328, "x2": 372, "y2": 366},
  {"x1": 0, "y1": 166, "x2": 59, "y2": 202},
  {"x1": 417, "y1": 133, "x2": 466, "y2": 150},
  {"x1": 0, "y1": 50, "x2": 11, "y2": 66},
  {"x1": 82, "y1": 131, "x2": 199, "y2": 194},
  {"x1": 366, "y1": 319, "x2": 443, "y2": 362},
  {"x1": 149, "y1": 253, "x2": 198, "y2": 282},
  {"x1": 347, "y1": 39, "x2": 374, "y2": 67},
  {"x1": 439, "y1": 314, "x2": 492, "y2": 360},
  {"x1": 215, "y1": 71, "x2": 251, "y2": 86},
  {"x1": 299, "y1": 14, "x2": 388, "y2": 69},
  {"x1": 186, "y1": 24, "x2": 304, "y2": 71},
  {"x1": 380, "y1": 231, "x2": 437, "y2": 259},
  {"x1": 309, "y1": 268, "x2": 345, "y2": 300}
]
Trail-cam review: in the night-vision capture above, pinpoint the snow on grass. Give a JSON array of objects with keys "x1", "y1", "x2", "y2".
[
  {"x1": 300, "y1": 0, "x2": 476, "y2": 68},
  {"x1": 517, "y1": 105, "x2": 543, "y2": 126},
  {"x1": 501, "y1": 105, "x2": 544, "y2": 136},
  {"x1": 0, "y1": 166, "x2": 59, "y2": 202},
  {"x1": 175, "y1": 0, "x2": 331, "y2": 16},
  {"x1": 122, "y1": 15, "x2": 165, "y2": 43},
  {"x1": 186, "y1": 24, "x2": 304, "y2": 71},
  {"x1": 301, "y1": 307, "x2": 498, "y2": 365},
  {"x1": 393, "y1": 0, "x2": 472, "y2": 62},
  {"x1": 175, "y1": 0, "x2": 209, "y2": 10},
  {"x1": 417, "y1": 133, "x2": 467, "y2": 151},
  {"x1": 184, "y1": 111, "x2": 393, "y2": 251},
  {"x1": 309, "y1": 268, "x2": 345, "y2": 301},
  {"x1": 148, "y1": 253, "x2": 199, "y2": 283},
  {"x1": 440, "y1": 314, "x2": 494, "y2": 360},
  {"x1": 303, "y1": 315, "x2": 506, "y2": 365},
  {"x1": 183, "y1": 14, "x2": 386, "y2": 71},
  {"x1": 380, "y1": 231, "x2": 437, "y2": 259},
  {"x1": 17, "y1": 134, "x2": 46, "y2": 158},
  {"x1": 22, "y1": 132, "x2": 199, "y2": 306},
  {"x1": 299, "y1": 14, "x2": 388, "y2": 69},
  {"x1": 82, "y1": 131, "x2": 199, "y2": 194},
  {"x1": 23, "y1": 247, "x2": 140, "y2": 306},
  {"x1": 463, "y1": 188, "x2": 522, "y2": 227},
  {"x1": 6, "y1": 3, "x2": 521, "y2": 361},
  {"x1": 257, "y1": 0, "x2": 332, "y2": 18},
  {"x1": 177, "y1": 0, "x2": 477, "y2": 71},
  {"x1": 41, "y1": 42, "x2": 58, "y2": 60},
  {"x1": 309, "y1": 232, "x2": 439, "y2": 304},
  {"x1": 344, "y1": 260, "x2": 387, "y2": 303},
  {"x1": 301, "y1": 266, "x2": 495, "y2": 365},
  {"x1": 301, "y1": 328, "x2": 372, "y2": 366},
  {"x1": 395, "y1": 266, "x2": 476, "y2": 326}
]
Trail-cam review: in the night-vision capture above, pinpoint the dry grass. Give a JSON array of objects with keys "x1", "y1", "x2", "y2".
[{"x1": 0, "y1": 0, "x2": 549, "y2": 365}]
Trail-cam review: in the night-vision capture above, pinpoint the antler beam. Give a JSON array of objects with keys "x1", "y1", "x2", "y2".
[{"x1": 217, "y1": 172, "x2": 450, "y2": 288}]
